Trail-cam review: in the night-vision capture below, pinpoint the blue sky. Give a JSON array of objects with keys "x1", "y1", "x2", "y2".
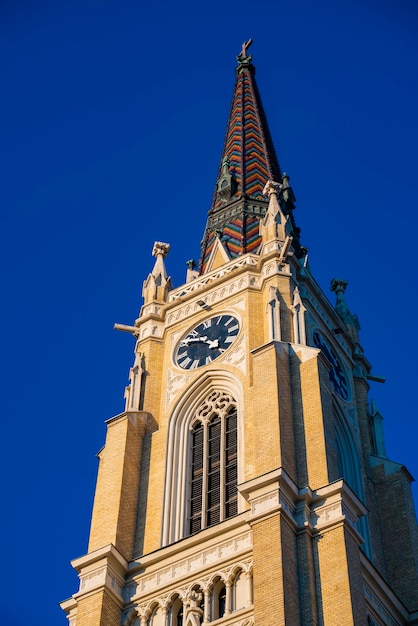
[{"x1": 1, "y1": 1, "x2": 418, "y2": 624}]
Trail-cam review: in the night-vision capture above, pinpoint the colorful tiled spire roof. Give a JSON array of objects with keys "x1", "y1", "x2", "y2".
[{"x1": 199, "y1": 41, "x2": 301, "y2": 273}]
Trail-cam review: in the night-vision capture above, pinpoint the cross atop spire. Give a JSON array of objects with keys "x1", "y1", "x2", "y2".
[{"x1": 237, "y1": 38, "x2": 253, "y2": 70}]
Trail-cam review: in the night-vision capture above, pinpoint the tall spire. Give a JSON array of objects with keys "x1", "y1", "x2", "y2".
[{"x1": 199, "y1": 41, "x2": 300, "y2": 273}]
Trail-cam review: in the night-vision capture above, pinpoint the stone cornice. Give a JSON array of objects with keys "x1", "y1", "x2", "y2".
[
  {"x1": 71, "y1": 544, "x2": 128, "y2": 606},
  {"x1": 238, "y1": 467, "x2": 299, "y2": 527},
  {"x1": 239, "y1": 469, "x2": 368, "y2": 543},
  {"x1": 128, "y1": 515, "x2": 251, "y2": 575},
  {"x1": 125, "y1": 521, "x2": 253, "y2": 603}
]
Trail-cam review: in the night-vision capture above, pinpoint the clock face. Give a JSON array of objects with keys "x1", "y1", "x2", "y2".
[
  {"x1": 174, "y1": 315, "x2": 240, "y2": 370},
  {"x1": 313, "y1": 331, "x2": 348, "y2": 400}
]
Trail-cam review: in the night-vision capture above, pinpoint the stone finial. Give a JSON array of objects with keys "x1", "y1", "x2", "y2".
[
  {"x1": 124, "y1": 354, "x2": 145, "y2": 412},
  {"x1": 330, "y1": 278, "x2": 350, "y2": 320},
  {"x1": 260, "y1": 179, "x2": 292, "y2": 249},
  {"x1": 186, "y1": 259, "x2": 199, "y2": 283},
  {"x1": 370, "y1": 399, "x2": 387, "y2": 458},
  {"x1": 330, "y1": 278, "x2": 360, "y2": 341},
  {"x1": 291, "y1": 286, "x2": 307, "y2": 345},
  {"x1": 330, "y1": 278, "x2": 348, "y2": 296},
  {"x1": 142, "y1": 241, "x2": 172, "y2": 304},
  {"x1": 263, "y1": 179, "x2": 282, "y2": 197},
  {"x1": 152, "y1": 241, "x2": 170, "y2": 258},
  {"x1": 280, "y1": 172, "x2": 296, "y2": 213},
  {"x1": 217, "y1": 156, "x2": 236, "y2": 202}
]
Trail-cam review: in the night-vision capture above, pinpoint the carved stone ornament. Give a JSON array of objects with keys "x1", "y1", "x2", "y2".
[{"x1": 152, "y1": 241, "x2": 170, "y2": 258}]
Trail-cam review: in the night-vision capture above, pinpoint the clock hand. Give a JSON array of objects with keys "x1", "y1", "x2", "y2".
[
  {"x1": 205, "y1": 339, "x2": 220, "y2": 349},
  {"x1": 181, "y1": 335, "x2": 208, "y2": 345},
  {"x1": 180, "y1": 336, "x2": 220, "y2": 349}
]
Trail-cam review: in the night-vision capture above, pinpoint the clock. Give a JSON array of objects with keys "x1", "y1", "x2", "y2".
[
  {"x1": 313, "y1": 331, "x2": 348, "y2": 400},
  {"x1": 174, "y1": 314, "x2": 240, "y2": 370}
]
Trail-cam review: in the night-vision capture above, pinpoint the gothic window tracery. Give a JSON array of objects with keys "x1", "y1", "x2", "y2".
[
  {"x1": 162, "y1": 381, "x2": 242, "y2": 546},
  {"x1": 188, "y1": 392, "x2": 238, "y2": 536}
]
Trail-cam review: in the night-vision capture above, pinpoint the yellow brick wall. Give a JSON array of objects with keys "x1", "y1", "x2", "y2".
[
  {"x1": 246, "y1": 289, "x2": 264, "y2": 352},
  {"x1": 247, "y1": 344, "x2": 282, "y2": 478},
  {"x1": 299, "y1": 355, "x2": 329, "y2": 490},
  {"x1": 296, "y1": 528, "x2": 318, "y2": 625},
  {"x1": 82, "y1": 267, "x2": 381, "y2": 626},
  {"x1": 141, "y1": 426, "x2": 167, "y2": 553},
  {"x1": 253, "y1": 514, "x2": 286, "y2": 624},
  {"x1": 88, "y1": 412, "x2": 147, "y2": 561},
  {"x1": 140, "y1": 338, "x2": 165, "y2": 417},
  {"x1": 76, "y1": 590, "x2": 121, "y2": 626},
  {"x1": 315, "y1": 524, "x2": 364, "y2": 625},
  {"x1": 252, "y1": 513, "x2": 299, "y2": 625},
  {"x1": 247, "y1": 342, "x2": 297, "y2": 482}
]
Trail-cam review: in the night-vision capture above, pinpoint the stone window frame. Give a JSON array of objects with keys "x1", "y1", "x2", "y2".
[
  {"x1": 333, "y1": 400, "x2": 372, "y2": 558},
  {"x1": 188, "y1": 397, "x2": 238, "y2": 535},
  {"x1": 162, "y1": 371, "x2": 244, "y2": 546}
]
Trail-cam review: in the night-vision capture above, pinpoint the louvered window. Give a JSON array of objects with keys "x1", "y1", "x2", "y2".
[{"x1": 188, "y1": 400, "x2": 238, "y2": 536}]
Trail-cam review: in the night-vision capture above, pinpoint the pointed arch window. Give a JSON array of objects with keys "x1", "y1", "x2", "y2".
[
  {"x1": 170, "y1": 597, "x2": 184, "y2": 626},
  {"x1": 188, "y1": 392, "x2": 238, "y2": 536},
  {"x1": 334, "y1": 404, "x2": 372, "y2": 558}
]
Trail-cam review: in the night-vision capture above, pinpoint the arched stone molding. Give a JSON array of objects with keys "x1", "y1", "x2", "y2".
[
  {"x1": 205, "y1": 571, "x2": 227, "y2": 592},
  {"x1": 169, "y1": 593, "x2": 185, "y2": 626},
  {"x1": 162, "y1": 370, "x2": 244, "y2": 545},
  {"x1": 333, "y1": 401, "x2": 362, "y2": 496},
  {"x1": 184, "y1": 581, "x2": 205, "y2": 599},
  {"x1": 225, "y1": 562, "x2": 253, "y2": 613},
  {"x1": 210, "y1": 576, "x2": 227, "y2": 621},
  {"x1": 225, "y1": 559, "x2": 252, "y2": 583},
  {"x1": 142, "y1": 598, "x2": 168, "y2": 626},
  {"x1": 333, "y1": 401, "x2": 372, "y2": 558},
  {"x1": 166, "y1": 590, "x2": 187, "y2": 605}
]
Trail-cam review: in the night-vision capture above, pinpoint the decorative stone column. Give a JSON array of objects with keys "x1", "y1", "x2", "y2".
[
  {"x1": 225, "y1": 581, "x2": 232, "y2": 615},
  {"x1": 203, "y1": 589, "x2": 210, "y2": 624}
]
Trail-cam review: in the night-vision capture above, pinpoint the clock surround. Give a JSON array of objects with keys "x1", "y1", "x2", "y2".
[{"x1": 174, "y1": 314, "x2": 240, "y2": 370}]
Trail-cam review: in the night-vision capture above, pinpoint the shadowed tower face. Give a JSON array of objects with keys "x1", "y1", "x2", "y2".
[{"x1": 61, "y1": 43, "x2": 418, "y2": 626}]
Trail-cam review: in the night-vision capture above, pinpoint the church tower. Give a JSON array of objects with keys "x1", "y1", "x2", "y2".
[{"x1": 61, "y1": 42, "x2": 418, "y2": 626}]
